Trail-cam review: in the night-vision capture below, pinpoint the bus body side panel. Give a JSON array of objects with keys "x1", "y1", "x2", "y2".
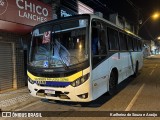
[
  {"x1": 118, "y1": 52, "x2": 130, "y2": 83},
  {"x1": 91, "y1": 51, "x2": 143, "y2": 100},
  {"x1": 137, "y1": 52, "x2": 143, "y2": 70},
  {"x1": 130, "y1": 52, "x2": 142, "y2": 76},
  {"x1": 91, "y1": 58, "x2": 109, "y2": 100},
  {"x1": 127, "y1": 52, "x2": 134, "y2": 77},
  {"x1": 131, "y1": 52, "x2": 143, "y2": 72},
  {"x1": 91, "y1": 53, "x2": 127, "y2": 100}
]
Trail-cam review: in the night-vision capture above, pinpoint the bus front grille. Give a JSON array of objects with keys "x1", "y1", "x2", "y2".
[
  {"x1": 38, "y1": 84, "x2": 67, "y2": 88},
  {"x1": 36, "y1": 81, "x2": 70, "y2": 88},
  {"x1": 36, "y1": 90, "x2": 70, "y2": 99}
]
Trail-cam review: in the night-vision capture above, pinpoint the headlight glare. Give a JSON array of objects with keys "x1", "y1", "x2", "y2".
[
  {"x1": 75, "y1": 78, "x2": 81, "y2": 86},
  {"x1": 71, "y1": 73, "x2": 89, "y2": 87}
]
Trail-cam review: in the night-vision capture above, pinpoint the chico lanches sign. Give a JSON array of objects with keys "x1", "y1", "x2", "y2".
[
  {"x1": 0, "y1": 0, "x2": 52, "y2": 26},
  {"x1": 16, "y1": 0, "x2": 48, "y2": 22}
]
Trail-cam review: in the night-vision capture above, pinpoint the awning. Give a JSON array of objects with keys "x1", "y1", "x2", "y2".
[{"x1": 0, "y1": 20, "x2": 33, "y2": 35}]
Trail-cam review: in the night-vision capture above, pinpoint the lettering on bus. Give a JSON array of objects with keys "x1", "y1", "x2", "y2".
[
  {"x1": 35, "y1": 78, "x2": 69, "y2": 82},
  {"x1": 16, "y1": 0, "x2": 48, "y2": 23}
]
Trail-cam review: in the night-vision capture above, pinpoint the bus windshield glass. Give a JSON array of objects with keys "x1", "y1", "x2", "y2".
[{"x1": 30, "y1": 19, "x2": 88, "y2": 68}]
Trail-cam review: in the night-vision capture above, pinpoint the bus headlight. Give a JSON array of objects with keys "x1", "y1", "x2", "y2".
[
  {"x1": 71, "y1": 73, "x2": 89, "y2": 87},
  {"x1": 28, "y1": 78, "x2": 34, "y2": 84}
]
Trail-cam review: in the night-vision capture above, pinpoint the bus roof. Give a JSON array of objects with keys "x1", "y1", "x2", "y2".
[
  {"x1": 34, "y1": 14, "x2": 141, "y2": 39},
  {"x1": 89, "y1": 14, "x2": 141, "y2": 39}
]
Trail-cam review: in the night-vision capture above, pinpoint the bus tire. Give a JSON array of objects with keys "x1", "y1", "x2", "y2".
[
  {"x1": 108, "y1": 69, "x2": 118, "y2": 96},
  {"x1": 133, "y1": 61, "x2": 139, "y2": 77}
]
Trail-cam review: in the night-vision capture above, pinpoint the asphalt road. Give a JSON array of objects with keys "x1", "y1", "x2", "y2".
[{"x1": 2, "y1": 55, "x2": 160, "y2": 120}]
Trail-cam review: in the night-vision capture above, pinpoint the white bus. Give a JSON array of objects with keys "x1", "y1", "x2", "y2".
[{"x1": 28, "y1": 14, "x2": 143, "y2": 102}]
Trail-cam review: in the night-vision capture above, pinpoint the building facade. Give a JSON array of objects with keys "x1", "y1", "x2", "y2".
[{"x1": 0, "y1": 0, "x2": 52, "y2": 91}]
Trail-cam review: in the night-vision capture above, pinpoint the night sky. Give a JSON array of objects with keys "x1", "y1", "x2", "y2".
[{"x1": 80, "y1": 0, "x2": 160, "y2": 40}]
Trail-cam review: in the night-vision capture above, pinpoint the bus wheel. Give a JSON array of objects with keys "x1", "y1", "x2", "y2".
[
  {"x1": 133, "y1": 62, "x2": 139, "y2": 77},
  {"x1": 108, "y1": 70, "x2": 118, "y2": 96}
]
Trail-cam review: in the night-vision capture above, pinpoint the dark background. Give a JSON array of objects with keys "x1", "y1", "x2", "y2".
[{"x1": 80, "y1": 0, "x2": 160, "y2": 40}]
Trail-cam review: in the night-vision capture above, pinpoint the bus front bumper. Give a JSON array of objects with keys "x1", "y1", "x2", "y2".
[{"x1": 28, "y1": 80, "x2": 92, "y2": 102}]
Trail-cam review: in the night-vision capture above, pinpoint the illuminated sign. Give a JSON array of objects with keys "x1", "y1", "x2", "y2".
[
  {"x1": 61, "y1": 9, "x2": 72, "y2": 17},
  {"x1": 0, "y1": 0, "x2": 52, "y2": 26},
  {"x1": 16, "y1": 0, "x2": 48, "y2": 22},
  {"x1": 60, "y1": 6, "x2": 76, "y2": 18},
  {"x1": 78, "y1": 0, "x2": 94, "y2": 14}
]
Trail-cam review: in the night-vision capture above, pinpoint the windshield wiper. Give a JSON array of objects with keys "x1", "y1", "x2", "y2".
[
  {"x1": 58, "y1": 55, "x2": 68, "y2": 69},
  {"x1": 51, "y1": 24, "x2": 69, "y2": 69}
]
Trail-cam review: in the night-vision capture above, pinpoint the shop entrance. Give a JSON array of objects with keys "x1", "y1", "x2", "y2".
[{"x1": 0, "y1": 42, "x2": 14, "y2": 91}]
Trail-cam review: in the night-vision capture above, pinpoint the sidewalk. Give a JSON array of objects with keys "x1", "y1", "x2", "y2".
[{"x1": 0, "y1": 87, "x2": 40, "y2": 111}]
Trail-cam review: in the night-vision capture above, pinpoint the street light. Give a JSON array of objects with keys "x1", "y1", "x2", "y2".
[
  {"x1": 157, "y1": 36, "x2": 160, "y2": 40},
  {"x1": 157, "y1": 36, "x2": 160, "y2": 46},
  {"x1": 152, "y1": 13, "x2": 159, "y2": 20},
  {"x1": 138, "y1": 12, "x2": 160, "y2": 32}
]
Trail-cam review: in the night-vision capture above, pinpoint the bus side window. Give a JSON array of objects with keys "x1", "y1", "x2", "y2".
[
  {"x1": 92, "y1": 27, "x2": 99, "y2": 55},
  {"x1": 99, "y1": 29, "x2": 107, "y2": 54},
  {"x1": 91, "y1": 20, "x2": 107, "y2": 68},
  {"x1": 133, "y1": 38, "x2": 138, "y2": 51},
  {"x1": 107, "y1": 27, "x2": 119, "y2": 51},
  {"x1": 119, "y1": 32, "x2": 127, "y2": 51},
  {"x1": 138, "y1": 40, "x2": 142, "y2": 51},
  {"x1": 91, "y1": 21, "x2": 107, "y2": 55},
  {"x1": 127, "y1": 36, "x2": 133, "y2": 51}
]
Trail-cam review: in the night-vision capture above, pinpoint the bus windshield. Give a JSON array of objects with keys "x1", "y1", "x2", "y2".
[{"x1": 30, "y1": 19, "x2": 89, "y2": 68}]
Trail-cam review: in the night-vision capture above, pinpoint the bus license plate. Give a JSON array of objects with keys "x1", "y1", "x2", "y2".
[{"x1": 45, "y1": 90, "x2": 55, "y2": 94}]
